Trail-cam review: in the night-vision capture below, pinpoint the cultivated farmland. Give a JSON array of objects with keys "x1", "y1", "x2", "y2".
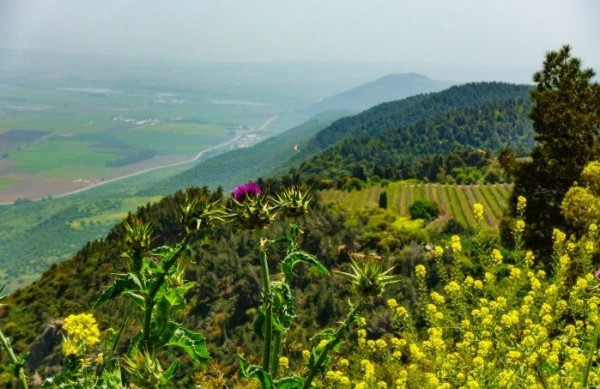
[{"x1": 319, "y1": 182, "x2": 512, "y2": 229}]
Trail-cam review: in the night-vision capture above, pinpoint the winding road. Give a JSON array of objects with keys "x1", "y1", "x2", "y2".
[{"x1": 1, "y1": 115, "x2": 279, "y2": 204}]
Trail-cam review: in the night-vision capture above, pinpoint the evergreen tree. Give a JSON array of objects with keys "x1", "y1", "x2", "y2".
[
  {"x1": 378, "y1": 191, "x2": 388, "y2": 209},
  {"x1": 508, "y1": 45, "x2": 600, "y2": 253}
]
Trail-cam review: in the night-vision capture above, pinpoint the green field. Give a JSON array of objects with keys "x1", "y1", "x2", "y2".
[
  {"x1": 0, "y1": 60, "x2": 325, "y2": 203},
  {"x1": 319, "y1": 182, "x2": 512, "y2": 229}
]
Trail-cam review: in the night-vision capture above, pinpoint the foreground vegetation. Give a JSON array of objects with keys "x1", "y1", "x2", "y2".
[{"x1": 1, "y1": 178, "x2": 599, "y2": 388}]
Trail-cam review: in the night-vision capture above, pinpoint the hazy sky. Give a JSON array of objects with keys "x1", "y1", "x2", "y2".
[{"x1": 0, "y1": 0, "x2": 598, "y2": 70}]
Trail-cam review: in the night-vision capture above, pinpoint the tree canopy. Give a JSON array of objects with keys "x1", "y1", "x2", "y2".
[{"x1": 508, "y1": 45, "x2": 600, "y2": 253}]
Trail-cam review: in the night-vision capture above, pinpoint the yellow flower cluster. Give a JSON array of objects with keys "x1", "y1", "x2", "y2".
[
  {"x1": 62, "y1": 313, "x2": 100, "y2": 356},
  {"x1": 278, "y1": 356, "x2": 289, "y2": 370},
  {"x1": 491, "y1": 249, "x2": 503, "y2": 265},
  {"x1": 325, "y1": 369, "x2": 351, "y2": 386},
  {"x1": 517, "y1": 195, "x2": 527, "y2": 214},
  {"x1": 450, "y1": 235, "x2": 462, "y2": 253},
  {"x1": 337, "y1": 232, "x2": 600, "y2": 388},
  {"x1": 473, "y1": 203, "x2": 484, "y2": 223}
]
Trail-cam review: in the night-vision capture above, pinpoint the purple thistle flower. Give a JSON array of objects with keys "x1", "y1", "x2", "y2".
[
  {"x1": 232, "y1": 181, "x2": 262, "y2": 201},
  {"x1": 595, "y1": 268, "x2": 600, "y2": 280}
]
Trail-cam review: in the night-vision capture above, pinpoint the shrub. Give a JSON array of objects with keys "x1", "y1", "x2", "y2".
[{"x1": 409, "y1": 199, "x2": 440, "y2": 221}]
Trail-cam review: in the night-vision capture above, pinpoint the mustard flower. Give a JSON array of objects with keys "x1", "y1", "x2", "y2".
[
  {"x1": 415, "y1": 264, "x2": 427, "y2": 278},
  {"x1": 510, "y1": 267, "x2": 522, "y2": 279},
  {"x1": 517, "y1": 195, "x2": 527, "y2": 214},
  {"x1": 375, "y1": 339, "x2": 388, "y2": 350},
  {"x1": 473, "y1": 203, "x2": 484, "y2": 223},
  {"x1": 525, "y1": 250, "x2": 535, "y2": 266},
  {"x1": 387, "y1": 298, "x2": 398, "y2": 309},
  {"x1": 450, "y1": 235, "x2": 462, "y2": 253},
  {"x1": 507, "y1": 350, "x2": 522, "y2": 359},
  {"x1": 278, "y1": 356, "x2": 289, "y2": 370},
  {"x1": 62, "y1": 338, "x2": 78, "y2": 356},
  {"x1": 444, "y1": 281, "x2": 461, "y2": 294},
  {"x1": 553, "y1": 228, "x2": 566, "y2": 245},
  {"x1": 430, "y1": 291, "x2": 446, "y2": 305},
  {"x1": 491, "y1": 248, "x2": 503, "y2": 265},
  {"x1": 63, "y1": 313, "x2": 100, "y2": 349},
  {"x1": 515, "y1": 219, "x2": 525, "y2": 234}
]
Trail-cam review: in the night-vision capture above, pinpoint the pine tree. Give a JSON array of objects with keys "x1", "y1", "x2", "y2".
[{"x1": 508, "y1": 45, "x2": 600, "y2": 253}]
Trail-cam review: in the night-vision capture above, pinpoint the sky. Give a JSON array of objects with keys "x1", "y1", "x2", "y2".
[{"x1": 0, "y1": 0, "x2": 598, "y2": 79}]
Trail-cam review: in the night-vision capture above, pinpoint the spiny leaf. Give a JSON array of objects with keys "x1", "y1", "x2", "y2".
[
  {"x1": 95, "y1": 273, "x2": 143, "y2": 308},
  {"x1": 238, "y1": 355, "x2": 274, "y2": 389}
]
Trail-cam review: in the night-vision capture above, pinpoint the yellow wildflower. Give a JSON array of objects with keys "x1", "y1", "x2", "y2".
[
  {"x1": 63, "y1": 313, "x2": 100, "y2": 348},
  {"x1": 430, "y1": 291, "x2": 446, "y2": 305},
  {"x1": 278, "y1": 356, "x2": 289, "y2": 370},
  {"x1": 525, "y1": 250, "x2": 535, "y2": 266},
  {"x1": 444, "y1": 281, "x2": 460, "y2": 294},
  {"x1": 473, "y1": 203, "x2": 484, "y2": 222},
  {"x1": 415, "y1": 264, "x2": 427, "y2": 278},
  {"x1": 491, "y1": 249, "x2": 503, "y2": 264},
  {"x1": 517, "y1": 195, "x2": 527, "y2": 213},
  {"x1": 62, "y1": 338, "x2": 78, "y2": 356},
  {"x1": 515, "y1": 219, "x2": 525, "y2": 234},
  {"x1": 450, "y1": 235, "x2": 462, "y2": 253}
]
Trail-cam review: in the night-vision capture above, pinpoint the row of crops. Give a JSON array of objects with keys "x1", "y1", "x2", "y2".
[{"x1": 318, "y1": 182, "x2": 512, "y2": 229}]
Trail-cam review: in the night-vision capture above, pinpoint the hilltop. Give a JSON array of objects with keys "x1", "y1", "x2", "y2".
[{"x1": 301, "y1": 72, "x2": 453, "y2": 115}]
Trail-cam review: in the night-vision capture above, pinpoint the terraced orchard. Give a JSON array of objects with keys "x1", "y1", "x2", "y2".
[{"x1": 319, "y1": 182, "x2": 512, "y2": 229}]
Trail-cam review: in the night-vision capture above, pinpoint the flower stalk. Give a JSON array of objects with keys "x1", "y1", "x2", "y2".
[
  {"x1": 259, "y1": 237, "x2": 273, "y2": 372},
  {"x1": 0, "y1": 328, "x2": 28, "y2": 389},
  {"x1": 302, "y1": 300, "x2": 365, "y2": 389}
]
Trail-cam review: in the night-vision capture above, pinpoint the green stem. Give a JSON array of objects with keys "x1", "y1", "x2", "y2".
[
  {"x1": 582, "y1": 319, "x2": 600, "y2": 387},
  {"x1": 302, "y1": 300, "x2": 364, "y2": 389},
  {"x1": 142, "y1": 233, "x2": 192, "y2": 345},
  {"x1": 270, "y1": 330, "x2": 282, "y2": 378},
  {"x1": 109, "y1": 301, "x2": 135, "y2": 362},
  {"x1": 0, "y1": 329, "x2": 28, "y2": 389},
  {"x1": 259, "y1": 237, "x2": 273, "y2": 373}
]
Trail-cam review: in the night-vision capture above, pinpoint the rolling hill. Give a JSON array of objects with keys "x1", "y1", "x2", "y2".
[{"x1": 301, "y1": 72, "x2": 453, "y2": 115}]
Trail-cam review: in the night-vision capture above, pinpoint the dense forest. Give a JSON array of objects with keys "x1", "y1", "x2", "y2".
[{"x1": 293, "y1": 83, "x2": 534, "y2": 187}]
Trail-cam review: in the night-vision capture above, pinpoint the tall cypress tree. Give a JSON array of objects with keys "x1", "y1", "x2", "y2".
[{"x1": 508, "y1": 45, "x2": 600, "y2": 253}]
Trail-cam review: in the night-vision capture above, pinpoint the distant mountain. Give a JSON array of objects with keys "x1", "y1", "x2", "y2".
[{"x1": 301, "y1": 73, "x2": 453, "y2": 115}]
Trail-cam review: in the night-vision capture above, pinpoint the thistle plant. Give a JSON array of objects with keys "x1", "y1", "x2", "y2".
[
  {"x1": 93, "y1": 189, "x2": 227, "y2": 384},
  {"x1": 234, "y1": 182, "x2": 399, "y2": 389},
  {"x1": 0, "y1": 285, "x2": 28, "y2": 389}
]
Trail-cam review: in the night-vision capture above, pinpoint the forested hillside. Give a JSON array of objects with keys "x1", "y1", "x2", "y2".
[{"x1": 292, "y1": 83, "x2": 533, "y2": 187}]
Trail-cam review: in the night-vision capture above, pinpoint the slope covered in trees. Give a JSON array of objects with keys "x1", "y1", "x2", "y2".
[{"x1": 292, "y1": 82, "x2": 533, "y2": 187}]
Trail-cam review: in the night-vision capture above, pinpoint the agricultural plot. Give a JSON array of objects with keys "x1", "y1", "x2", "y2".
[
  {"x1": 0, "y1": 67, "x2": 307, "y2": 203},
  {"x1": 319, "y1": 182, "x2": 512, "y2": 229}
]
